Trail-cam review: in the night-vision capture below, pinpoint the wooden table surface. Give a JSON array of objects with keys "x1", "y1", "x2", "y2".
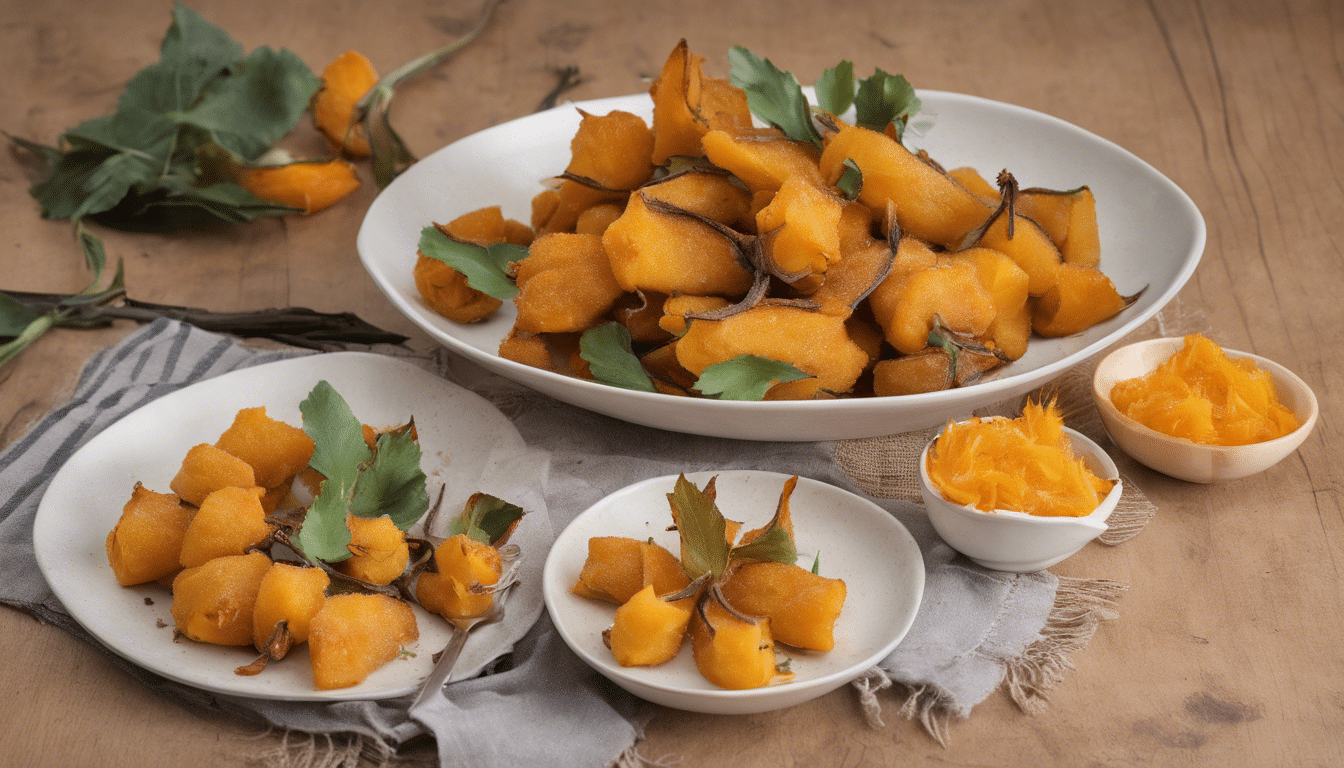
[{"x1": 2, "y1": 0, "x2": 1340, "y2": 766}]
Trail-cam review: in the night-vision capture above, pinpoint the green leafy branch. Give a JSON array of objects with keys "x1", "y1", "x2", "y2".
[
  {"x1": 353, "y1": 0, "x2": 505, "y2": 188},
  {"x1": 448, "y1": 493, "x2": 526, "y2": 546},
  {"x1": 0, "y1": 251, "x2": 407, "y2": 363},
  {"x1": 14, "y1": 2, "x2": 317, "y2": 233}
]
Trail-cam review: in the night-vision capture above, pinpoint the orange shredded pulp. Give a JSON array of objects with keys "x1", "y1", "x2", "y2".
[
  {"x1": 1109, "y1": 334, "x2": 1298, "y2": 446},
  {"x1": 926, "y1": 400, "x2": 1114, "y2": 517}
]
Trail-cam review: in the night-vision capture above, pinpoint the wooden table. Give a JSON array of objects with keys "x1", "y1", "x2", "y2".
[{"x1": 2, "y1": 0, "x2": 1340, "y2": 765}]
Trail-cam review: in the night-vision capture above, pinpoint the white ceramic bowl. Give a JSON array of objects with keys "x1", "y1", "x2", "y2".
[
  {"x1": 1092, "y1": 337, "x2": 1319, "y2": 483},
  {"x1": 918, "y1": 424, "x2": 1122, "y2": 572},
  {"x1": 543, "y1": 470, "x2": 925, "y2": 715},
  {"x1": 357, "y1": 89, "x2": 1205, "y2": 440}
]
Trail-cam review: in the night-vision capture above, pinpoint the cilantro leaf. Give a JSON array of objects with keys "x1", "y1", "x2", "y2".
[
  {"x1": 448, "y1": 493, "x2": 526, "y2": 545},
  {"x1": 854, "y1": 69, "x2": 921, "y2": 139},
  {"x1": 692, "y1": 354, "x2": 810, "y2": 400},
  {"x1": 727, "y1": 46, "x2": 821, "y2": 146},
  {"x1": 815, "y1": 60, "x2": 856, "y2": 117},
  {"x1": 418, "y1": 225, "x2": 524, "y2": 301},
  {"x1": 349, "y1": 429, "x2": 429, "y2": 530},
  {"x1": 668, "y1": 475, "x2": 730, "y2": 581},
  {"x1": 580, "y1": 322, "x2": 656, "y2": 393}
]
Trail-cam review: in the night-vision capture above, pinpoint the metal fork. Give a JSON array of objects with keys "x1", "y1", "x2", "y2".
[{"x1": 409, "y1": 544, "x2": 522, "y2": 710}]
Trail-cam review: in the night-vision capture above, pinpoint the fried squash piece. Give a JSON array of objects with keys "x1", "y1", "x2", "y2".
[
  {"x1": 676, "y1": 305, "x2": 870, "y2": 394},
  {"x1": 513, "y1": 233, "x2": 624, "y2": 333},
  {"x1": 602, "y1": 193, "x2": 754, "y2": 297},
  {"x1": 538, "y1": 110, "x2": 656, "y2": 234},
  {"x1": 648, "y1": 39, "x2": 753, "y2": 165}
]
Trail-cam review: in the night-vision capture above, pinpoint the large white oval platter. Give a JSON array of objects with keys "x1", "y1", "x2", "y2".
[{"x1": 358, "y1": 91, "x2": 1205, "y2": 440}]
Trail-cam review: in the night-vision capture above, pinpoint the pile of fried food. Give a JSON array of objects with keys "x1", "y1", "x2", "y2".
[
  {"x1": 413, "y1": 40, "x2": 1137, "y2": 400},
  {"x1": 103, "y1": 389, "x2": 522, "y2": 691},
  {"x1": 572, "y1": 474, "x2": 846, "y2": 690}
]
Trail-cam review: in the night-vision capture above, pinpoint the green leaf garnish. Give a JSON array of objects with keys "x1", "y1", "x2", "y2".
[
  {"x1": 835, "y1": 158, "x2": 863, "y2": 200},
  {"x1": 417, "y1": 225, "x2": 524, "y2": 301},
  {"x1": 727, "y1": 46, "x2": 821, "y2": 146},
  {"x1": 854, "y1": 69, "x2": 921, "y2": 140},
  {"x1": 0, "y1": 294, "x2": 40, "y2": 338},
  {"x1": 0, "y1": 243, "x2": 126, "y2": 367},
  {"x1": 668, "y1": 475, "x2": 731, "y2": 581},
  {"x1": 300, "y1": 381, "x2": 373, "y2": 480},
  {"x1": 295, "y1": 382, "x2": 429, "y2": 561},
  {"x1": 579, "y1": 322, "x2": 657, "y2": 393},
  {"x1": 726, "y1": 48, "x2": 921, "y2": 148},
  {"x1": 350, "y1": 428, "x2": 429, "y2": 530},
  {"x1": 692, "y1": 354, "x2": 810, "y2": 401},
  {"x1": 811, "y1": 552, "x2": 821, "y2": 575},
  {"x1": 814, "y1": 61, "x2": 856, "y2": 117},
  {"x1": 729, "y1": 473, "x2": 797, "y2": 565},
  {"x1": 351, "y1": 0, "x2": 504, "y2": 188},
  {"x1": 173, "y1": 46, "x2": 321, "y2": 161},
  {"x1": 730, "y1": 525, "x2": 797, "y2": 565},
  {"x1": 448, "y1": 493, "x2": 526, "y2": 545},
  {"x1": 296, "y1": 381, "x2": 371, "y2": 561},
  {"x1": 299, "y1": 476, "x2": 355, "y2": 563}
]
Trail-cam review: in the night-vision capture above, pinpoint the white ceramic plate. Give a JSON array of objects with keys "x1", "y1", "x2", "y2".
[
  {"x1": 358, "y1": 91, "x2": 1205, "y2": 440},
  {"x1": 34, "y1": 352, "x2": 547, "y2": 701},
  {"x1": 542, "y1": 470, "x2": 924, "y2": 714}
]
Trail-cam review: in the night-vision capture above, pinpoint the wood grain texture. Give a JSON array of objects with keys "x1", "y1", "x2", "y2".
[{"x1": 1, "y1": 0, "x2": 1340, "y2": 766}]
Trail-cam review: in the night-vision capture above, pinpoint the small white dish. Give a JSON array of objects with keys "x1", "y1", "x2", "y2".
[
  {"x1": 543, "y1": 470, "x2": 924, "y2": 715},
  {"x1": 357, "y1": 89, "x2": 1205, "y2": 440},
  {"x1": 34, "y1": 352, "x2": 548, "y2": 701},
  {"x1": 1092, "y1": 337, "x2": 1319, "y2": 483},
  {"x1": 918, "y1": 424, "x2": 1122, "y2": 572}
]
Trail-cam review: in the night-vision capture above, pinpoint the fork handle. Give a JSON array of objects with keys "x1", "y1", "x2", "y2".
[{"x1": 409, "y1": 623, "x2": 472, "y2": 710}]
